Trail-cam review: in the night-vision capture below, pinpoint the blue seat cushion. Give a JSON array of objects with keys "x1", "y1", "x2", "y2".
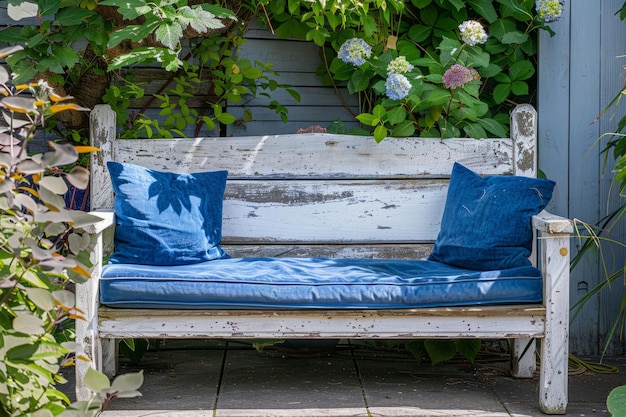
[{"x1": 100, "y1": 258, "x2": 542, "y2": 309}]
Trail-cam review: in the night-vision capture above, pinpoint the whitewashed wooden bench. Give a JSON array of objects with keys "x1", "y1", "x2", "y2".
[{"x1": 77, "y1": 103, "x2": 573, "y2": 414}]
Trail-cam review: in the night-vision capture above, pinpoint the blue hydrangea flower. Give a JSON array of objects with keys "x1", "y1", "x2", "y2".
[
  {"x1": 458, "y1": 20, "x2": 488, "y2": 46},
  {"x1": 338, "y1": 38, "x2": 372, "y2": 66},
  {"x1": 385, "y1": 73, "x2": 411, "y2": 100},
  {"x1": 387, "y1": 56, "x2": 414, "y2": 74},
  {"x1": 536, "y1": 0, "x2": 565, "y2": 23}
]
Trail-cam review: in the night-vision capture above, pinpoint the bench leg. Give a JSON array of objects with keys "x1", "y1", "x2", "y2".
[
  {"x1": 102, "y1": 338, "x2": 119, "y2": 379},
  {"x1": 511, "y1": 338, "x2": 536, "y2": 378},
  {"x1": 538, "y1": 233, "x2": 569, "y2": 414},
  {"x1": 75, "y1": 330, "x2": 102, "y2": 401}
]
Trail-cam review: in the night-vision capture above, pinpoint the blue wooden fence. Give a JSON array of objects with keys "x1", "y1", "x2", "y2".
[{"x1": 539, "y1": 0, "x2": 626, "y2": 355}]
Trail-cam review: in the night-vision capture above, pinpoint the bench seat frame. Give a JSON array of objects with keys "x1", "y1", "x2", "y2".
[{"x1": 77, "y1": 104, "x2": 573, "y2": 414}]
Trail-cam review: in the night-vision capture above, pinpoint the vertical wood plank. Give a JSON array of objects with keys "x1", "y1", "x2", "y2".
[
  {"x1": 566, "y1": 0, "x2": 602, "y2": 355},
  {"x1": 510, "y1": 338, "x2": 536, "y2": 378},
  {"x1": 598, "y1": 0, "x2": 626, "y2": 355},
  {"x1": 539, "y1": 232, "x2": 570, "y2": 414},
  {"x1": 90, "y1": 104, "x2": 116, "y2": 210},
  {"x1": 510, "y1": 104, "x2": 537, "y2": 177}
]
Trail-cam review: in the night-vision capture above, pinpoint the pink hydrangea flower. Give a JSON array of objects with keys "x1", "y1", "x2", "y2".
[{"x1": 443, "y1": 64, "x2": 479, "y2": 89}]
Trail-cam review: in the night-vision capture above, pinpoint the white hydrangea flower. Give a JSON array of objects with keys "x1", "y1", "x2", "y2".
[
  {"x1": 387, "y1": 56, "x2": 414, "y2": 74},
  {"x1": 458, "y1": 20, "x2": 488, "y2": 46}
]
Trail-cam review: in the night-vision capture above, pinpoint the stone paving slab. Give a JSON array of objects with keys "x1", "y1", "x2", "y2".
[
  {"x1": 215, "y1": 348, "x2": 366, "y2": 416},
  {"x1": 104, "y1": 340, "x2": 225, "y2": 412}
]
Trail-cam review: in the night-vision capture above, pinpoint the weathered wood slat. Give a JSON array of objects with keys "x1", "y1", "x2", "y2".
[
  {"x1": 222, "y1": 179, "x2": 447, "y2": 243},
  {"x1": 108, "y1": 136, "x2": 515, "y2": 177},
  {"x1": 221, "y1": 244, "x2": 433, "y2": 259},
  {"x1": 98, "y1": 306, "x2": 547, "y2": 339}
]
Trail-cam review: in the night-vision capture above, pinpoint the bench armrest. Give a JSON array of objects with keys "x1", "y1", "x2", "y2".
[
  {"x1": 532, "y1": 210, "x2": 573, "y2": 235},
  {"x1": 82, "y1": 210, "x2": 115, "y2": 234}
]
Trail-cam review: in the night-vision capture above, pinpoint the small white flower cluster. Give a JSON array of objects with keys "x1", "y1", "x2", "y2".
[
  {"x1": 458, "y1": 20, "x2": 488, "y2": 46},
  {"x1": 387, "y1": 56, "x2": 414, "y2": 75}
]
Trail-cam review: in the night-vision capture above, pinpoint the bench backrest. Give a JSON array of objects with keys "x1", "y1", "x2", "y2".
[{"x1": 89, "y1": 104, "x2": 537, "y2": 259}]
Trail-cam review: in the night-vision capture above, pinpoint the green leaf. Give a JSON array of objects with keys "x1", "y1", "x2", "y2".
[
  {"x1": 477, "y1": 118, "x2": 508, "y2": 137},
  {"x1": 243, "y1": 67, "x2": 264, "y2": 79},
  {"x1": 275, "y1": 19, "x2": 309, "y2": 40},
  {"x1": 216, "y1": 113, "x2": 236, "y2": 124},
  {"x1": 390, "y1": 120, "x2": 416, "y2": 137},
  {"x1": 494, "y1": 73, "x2": 511, "y2": 83},
  {"x1": 348, "y1": 69, "x2": 372, "y2": 94},
  {"x1": 424, "y1": 89, "x2": 451, "y2": 107},
  {"x1": 356, "y1": 113, "x2": 377, "y2": 126},
  {"x1": 99, "y1": 0, "x2": 150, "y2": 19},
  {"x1": 386, "y1": 105, "x2": 407, "y2": 125},
  {"x1": 84, "y1": 367, "x2": 111, "y2": 393},
  {"x1": 155, "y1": 22, "x2": 183, "y2": 50},
  {"x1": 467, "y1": 0, "x2": 498, "y2": 23},
  {"x1": 404, "y1": 339, "x2": 427, "y2": 364},
  {"x1": 108, "y1": 47, "x2": 181, "y2": 71},
  {"x1": 438, "y1": 118, "x2": 461, "y2": 139},
  {"x1": 111, "y1": 369, "x2": 144, "y2": 393},
  {"x1": 479, "y1": 63, "x2": 502, "y2": 78},
  {"x1": 107, "y1": 23, "x2": 159, "y2": 48},
  {"x1": 488, "y1": 18, "x2": 518, "y2": 42},
  {"x1": 511, "y1": 80, "x2": 529, "y2": 96},
  {"x1": 501, "y1": 31, "x2": 529, "y2": 45},
  {"x1": 287, "y1": 0, "x2": 300, "y2": 15},
  {"x1": 463, "y1": 122, "x2": 488, "y2": 139},
  {"x1": 54, "y1": 7, "x2": 95, "y2": 25},
  {"x1": 424, "y1": 339, "x2": 457, "y2": 365},
  {"x1": 13, "y1": 314, "x2": 45, "y2": 335},
  {"x1": 372, "y1": 104, "x2": 386, "y2": 119},
  {"x1": 25, "y1": 287, "x2": 55, "y2": 311},
  {"x1": 39, "y1": 176, "x2": 68, "y2": 195},
  {"x1": 607, "y1": 385, "x2": 626, "y2": 417},
  {"x1": 374, "y1": 125, "x2": 388, "y2": 142},
  {"x1": 509, "y1": 60, "x2": 535, "y2": 81},
  {"x1": 455, "y1": 339, "x2": 481, "y2": 363},
  {"x1": 437, "y1": 36, "x2": 462, "y2": 67},
  {"x1": 445, "y1": 0, "x2": 465, "y2": 11},
  {"x1": 408, "y1": 24, "x2": 433, "y2": 43},
  {"x1": 465, "y1": 49, "x2": 490, "y2": 68}
]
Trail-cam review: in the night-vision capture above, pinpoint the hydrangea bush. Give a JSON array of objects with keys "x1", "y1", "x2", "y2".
[{"x1": 268, "y1": 0, "x2": 564, "y2": 141}]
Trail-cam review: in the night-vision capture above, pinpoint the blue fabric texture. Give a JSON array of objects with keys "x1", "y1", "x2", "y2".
[
  {"x1": 107, "y1": 161, "x2": 229, "y2": 265},
  {"x1": 428, "y1": 162, "x2": 555, "y2": 270},
  {"x1": 100, "y1": 257, "x2": 543, "y2": 309}
]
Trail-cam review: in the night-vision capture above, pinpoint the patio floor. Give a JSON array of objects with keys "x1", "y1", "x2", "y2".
[{"x1": 62, "y1": 339, "x2": 626, "y2": 417}]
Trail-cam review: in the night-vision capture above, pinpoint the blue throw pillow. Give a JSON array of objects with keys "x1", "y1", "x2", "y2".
[
  {"x1": 107, "y1": 161, "x2": 229, "y2": 265},
  {"x1": 428, "y1": 162, "x2": 555, "y2": 271}
]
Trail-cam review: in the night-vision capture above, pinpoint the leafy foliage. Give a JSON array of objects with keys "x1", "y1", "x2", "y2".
[
  {"x1": 370, "y1": 338, "x2": 482, "y2": 365},
  {"x1": 0, "y1": 45, "x2": 142, "y2": 416},
  {"x1": 2, "y1": 0, "x2": 300, "y2": 140},
  {"x1": 267, "y1": 0, "x2": 558, "y2": 140}
]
